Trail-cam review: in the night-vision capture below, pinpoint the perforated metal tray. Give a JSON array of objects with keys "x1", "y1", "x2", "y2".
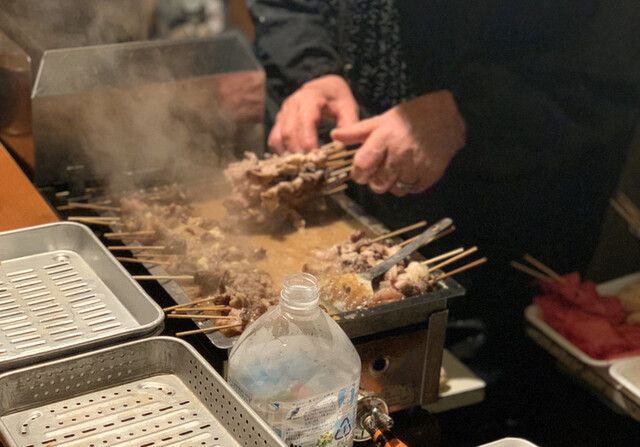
[
  {"x1": 0, "y1": 336, "x2": 286, "y2": 447},
  {"x1": 0, "y1": 222, "x2": 164, "y2": 371}
]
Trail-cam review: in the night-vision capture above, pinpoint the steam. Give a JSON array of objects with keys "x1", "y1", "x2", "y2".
[{"x1": 2, "y1": 0, "x2": 266, "y2": 192}]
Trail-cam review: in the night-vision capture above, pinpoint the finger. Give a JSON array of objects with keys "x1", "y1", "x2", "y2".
[
  {"x1": 298, "y1": 102, "x2": 322, "y2": 152},
  {"x1": 369, "y1": 169, "x2": 399, "y2": 195},
  {"x1": 330, "y1": 117, "x2": 377, "y2": 146},
  {"x1": 268, "y1": 121, "x2": 287, "y2": 155},
  {"x1": 351, "y1": 132, "x2": 387, "y2": 184},
  {"x1": 328, "y1": 99, "x2": 359, "y2": 129}
]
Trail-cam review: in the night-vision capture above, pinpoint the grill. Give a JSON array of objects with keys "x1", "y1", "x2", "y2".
[
  {"x1": 0, "y1": 222, "x2": 164, "y2": 371},
  {"x1": 0, "y1": 336, "x2": 286, "y2": 447}
]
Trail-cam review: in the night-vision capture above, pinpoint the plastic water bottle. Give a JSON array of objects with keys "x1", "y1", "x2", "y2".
[{"x1": 227, "y1": 272, "x2": 361, "y2": 447}]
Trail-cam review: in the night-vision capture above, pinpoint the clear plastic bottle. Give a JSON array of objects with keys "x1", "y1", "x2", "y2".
[{"x1": 228, "y1": 272, "x2": 361, "y2": 447}]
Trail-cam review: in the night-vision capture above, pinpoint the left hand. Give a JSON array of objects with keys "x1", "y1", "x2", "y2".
[{"x1": 330, "y1": 90, "x2": 466, "y2": 196}]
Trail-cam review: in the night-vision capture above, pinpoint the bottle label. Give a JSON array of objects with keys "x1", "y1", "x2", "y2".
[{"x1": 230, "y1": 379, "x2": 359, "y2": 447}]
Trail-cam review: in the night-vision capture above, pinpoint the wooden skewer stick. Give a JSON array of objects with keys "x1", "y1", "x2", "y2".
[
  {"x1": 68, "y1": 217, "x2": 121, "y2": 226},
  {"x1": 166, "y1": 314, "x2": 234, "y2": 320},
  {"x1": 616, "y1": 191, "x2": 640, "y2": 221},
  {"x1": 104, "y1": 230, "x2": 155, "y2": 238},
  {"x1": 326, "y1": 159, "x2": 353, "y2": 171},
  {"x1": 430, "y1": 247, "x2": 478, "y2": 272},
  {"x1": 170, "y1": 306, "x2": 231, "y2": 312},
  {"x1": 108, "y1": 245, "x2": 165, "y2": 251},
  {"x1": 163, "y1": 296, "x2": 226, "y2": 312},
  {"x1": 132, "y1": 275, "x2": 193, "y2": 281},
  {"x1": 399, "y1": 226, "x2": 456, "y2": 247},
  {"x1": 320, "y1": 141, "x2": 345, "y2": 153},
  {"x1": 422, "y1": 247, "x2": 465, "y2": 265},
  {"x1": 59, "y1": 202, "x2": 121, "y2": 212},
  {"x1": 327, "y1": 148, "x2": 358, "y2": 161},
  {"x1": 510, "y1": 261, "x2": 552, "y2": 282},
  {"x1": 136, "y1": 253, "x2": 178, "y2": 258},
  {"x1": 325, "y1": 173, "x2": 351, "y2": 189},
  {"x1": 523, "y1": 254, "x2": 566, "y2": 283},
  {"x1": 326, "y1": 157, "x2": 354, "y2": 168},
  {"x1": 323, "y1": 184, "x2": 348, "y2": 195},
  {"x1": 371, "y1": 221, "x2": 428, "y2": 244},
  {"x1": 175, "y1": 323, "x2": 243, "y2": 337},
  {"x1": 69, "y1": 216, "x2": 120, "y2": 221},
  {"x1": 429, "y1": 257, "x2": 488, "y2": 285},
  {"x1": 328, "y1": 164, "x2": 353, "y2": 178},
  {"x1": 610, "y1": 198, "x2": 637, "y2": 227},
  {"x1": 116, "y1": 257, "x2": 169, "y2": 266}
]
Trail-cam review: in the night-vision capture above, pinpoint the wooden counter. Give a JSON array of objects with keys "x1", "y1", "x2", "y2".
[{"x1": 0, "y1": 142, "x2": 58, "y2": 231}]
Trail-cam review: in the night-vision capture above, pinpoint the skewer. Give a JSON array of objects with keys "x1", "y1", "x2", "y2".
[
  {"x1": 166, "y1": 314, "x2": 234, "y2": 320},
  {"x1": 327, "y1": 148, "x2": 358, "y2": 161},
  {"x1": 132, "y1": 275, "x2": 193, "y2": 281},
  {"x1": 170, "y1": 306, "x2": 231, "y2": 312},
  {"x1": 429, "y1": 247, "x2": 478, "y2": 272},
  {"x1": 509, "y1": 261, "x2": 552, "y2": 282},
  {"x1": 116, "y1": 257, "x2": 169, "y2": 266},
  {"x1": 371, "y1": 221, "x2": 428, "y2": 243},
  {"x1": 616, "y1": 191, "x2": 640, "y2": 221},
  {"x1": 399, "y1": 226, "x2": 456, "y2": 247},
  {"x1": 59, "y1": 202, "x2": 121, "y2": 212},
  {"x1": 328, "y1": 164, "x2": 353, "y2": 178},
  {"x1": 429, "y1": 257, "x2": 488, "y2": 285},
  {"x1": 68, "y1": 217, "x2": 121, "y2": 226},
  {"x1": 326, "y1": 158, "x2": 353, "y2": 169},
  {"x1": 108, "y1": 245, "x2": 165, "y2": 251},
  {"x1": 522, "y1": 254, "x2": 566, "y2": 283},
  {"x1": 323, "y1": 184, "x2": 348, "y2": 195},
  {"x1": 422, "y1": 247, "x2": 465, "y2": 265},
  {"x1": 68, "y1": 216, "x2": 120, "y2": 221},
  {"x1": 104, "y1": 230, "x2": 155, "y2": 239},
  {"x1": 135, "y1": 253, "x2": 178, "y2": 258},
  {"x1": 324, "y1": 173, "x2": 351, "y2": 190},
  {"x1": 609, "y1": 198, "x2": 637, "y2": 227},
  {"x1": 175, "y1": 323, "x2": 243, "y2": 337},
  {"x1": 163, "y1": 296, "x2": 227, "y2": 312},
  {"x1": 320, "y1": 141, "x2": 345, "y2": 153}
]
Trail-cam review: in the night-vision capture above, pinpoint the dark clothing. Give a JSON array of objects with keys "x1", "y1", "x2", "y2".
[{"x1": 246, "y1": 0, "x2": 640, "y2": 354}]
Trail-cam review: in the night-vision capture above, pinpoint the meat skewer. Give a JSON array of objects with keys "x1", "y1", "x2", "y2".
[
  {"x1": 510, "y1": 260, "x2": 552, "y2": 282},
  {"x1": 428, "y1": 257, "x2": 488, "y2": 285},
  {"x1": 133, "y1": 275, "x2": 193, "y2": 281},
  {"x1": 370, "y1": 221, "x2": 428, "y2": 243},
  {"x1": 170, "y1": 306, "x2": 231, "y2": 312},
  {"x1": 523, "y1": 253, "x2": 566, "y2": 283},
  {"x1": 429, "y1": 246, "x2": 478, "y2": 271},
  {"x1": 108, "y1": 245, "x2": 166, "y2": 251},
  {"x1": 116, "y1": 257, "x2": 169, "y2": 266},
  {"x1": 175, "y1": 323, "x2": 243, "y2": 337},
  {"x1": 166, "y1": 314, "x2": 234, "y2": 320},
  {"x1": 323, "y1": 184, "x2": 348, "y2": 195},
  {"x1": 59, "y1": 202, "x2": 121, "y2": 212},
  {"x1": 423, "y1": 247, "x2": 465, "y2": 265},
  {"x1": 327, "y1": 148, "x2": 358, "y2": 161}
]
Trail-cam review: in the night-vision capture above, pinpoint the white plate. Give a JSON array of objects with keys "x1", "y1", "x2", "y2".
[
  {"x1": 525, "y1": 271, "x2": 640, "y2": 368},
  {"x1": 477, "y1": 438, "x2": 539, "y2": 447}
]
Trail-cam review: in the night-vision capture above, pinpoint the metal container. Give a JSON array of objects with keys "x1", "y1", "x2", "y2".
[
  {"x1": 0, "y1": 222, "x2": 164, "y2": 371},
  {"x1": 0, "y1": 336, "x2": 286, "y2": 447}
]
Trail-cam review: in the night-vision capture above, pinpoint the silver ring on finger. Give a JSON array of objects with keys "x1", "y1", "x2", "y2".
[{"x1": 395, "y1": 181, "x2": 417, "y2": 192}]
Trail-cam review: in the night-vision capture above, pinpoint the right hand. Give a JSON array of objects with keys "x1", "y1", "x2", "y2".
[{"x1": 269, "y1": 75, "x2": 359, "y2": 154}]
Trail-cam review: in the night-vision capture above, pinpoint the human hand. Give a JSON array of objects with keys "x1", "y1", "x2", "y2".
[
  {"x1": 330, "y1": 90, "x2": 466, "y2": 196},
  {"x1": 269, "y1": 75, "x2": 359, "y2": 154}
]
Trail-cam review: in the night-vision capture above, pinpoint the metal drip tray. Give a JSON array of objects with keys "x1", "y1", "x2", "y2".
[
  {"x1": 0, "y1": 222, "x2": 164, "y2": 371},
  {"x1": 0, "y1": 337, "x2": 286, "y2": 447}
]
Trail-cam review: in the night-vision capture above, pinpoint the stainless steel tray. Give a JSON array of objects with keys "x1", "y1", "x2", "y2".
[
  {"x1": 0, "y1": 222, "x2": 164, "y2": 371},
  {"x1": 0, "y1": 336, "x2": 286, "y2": 447}
]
